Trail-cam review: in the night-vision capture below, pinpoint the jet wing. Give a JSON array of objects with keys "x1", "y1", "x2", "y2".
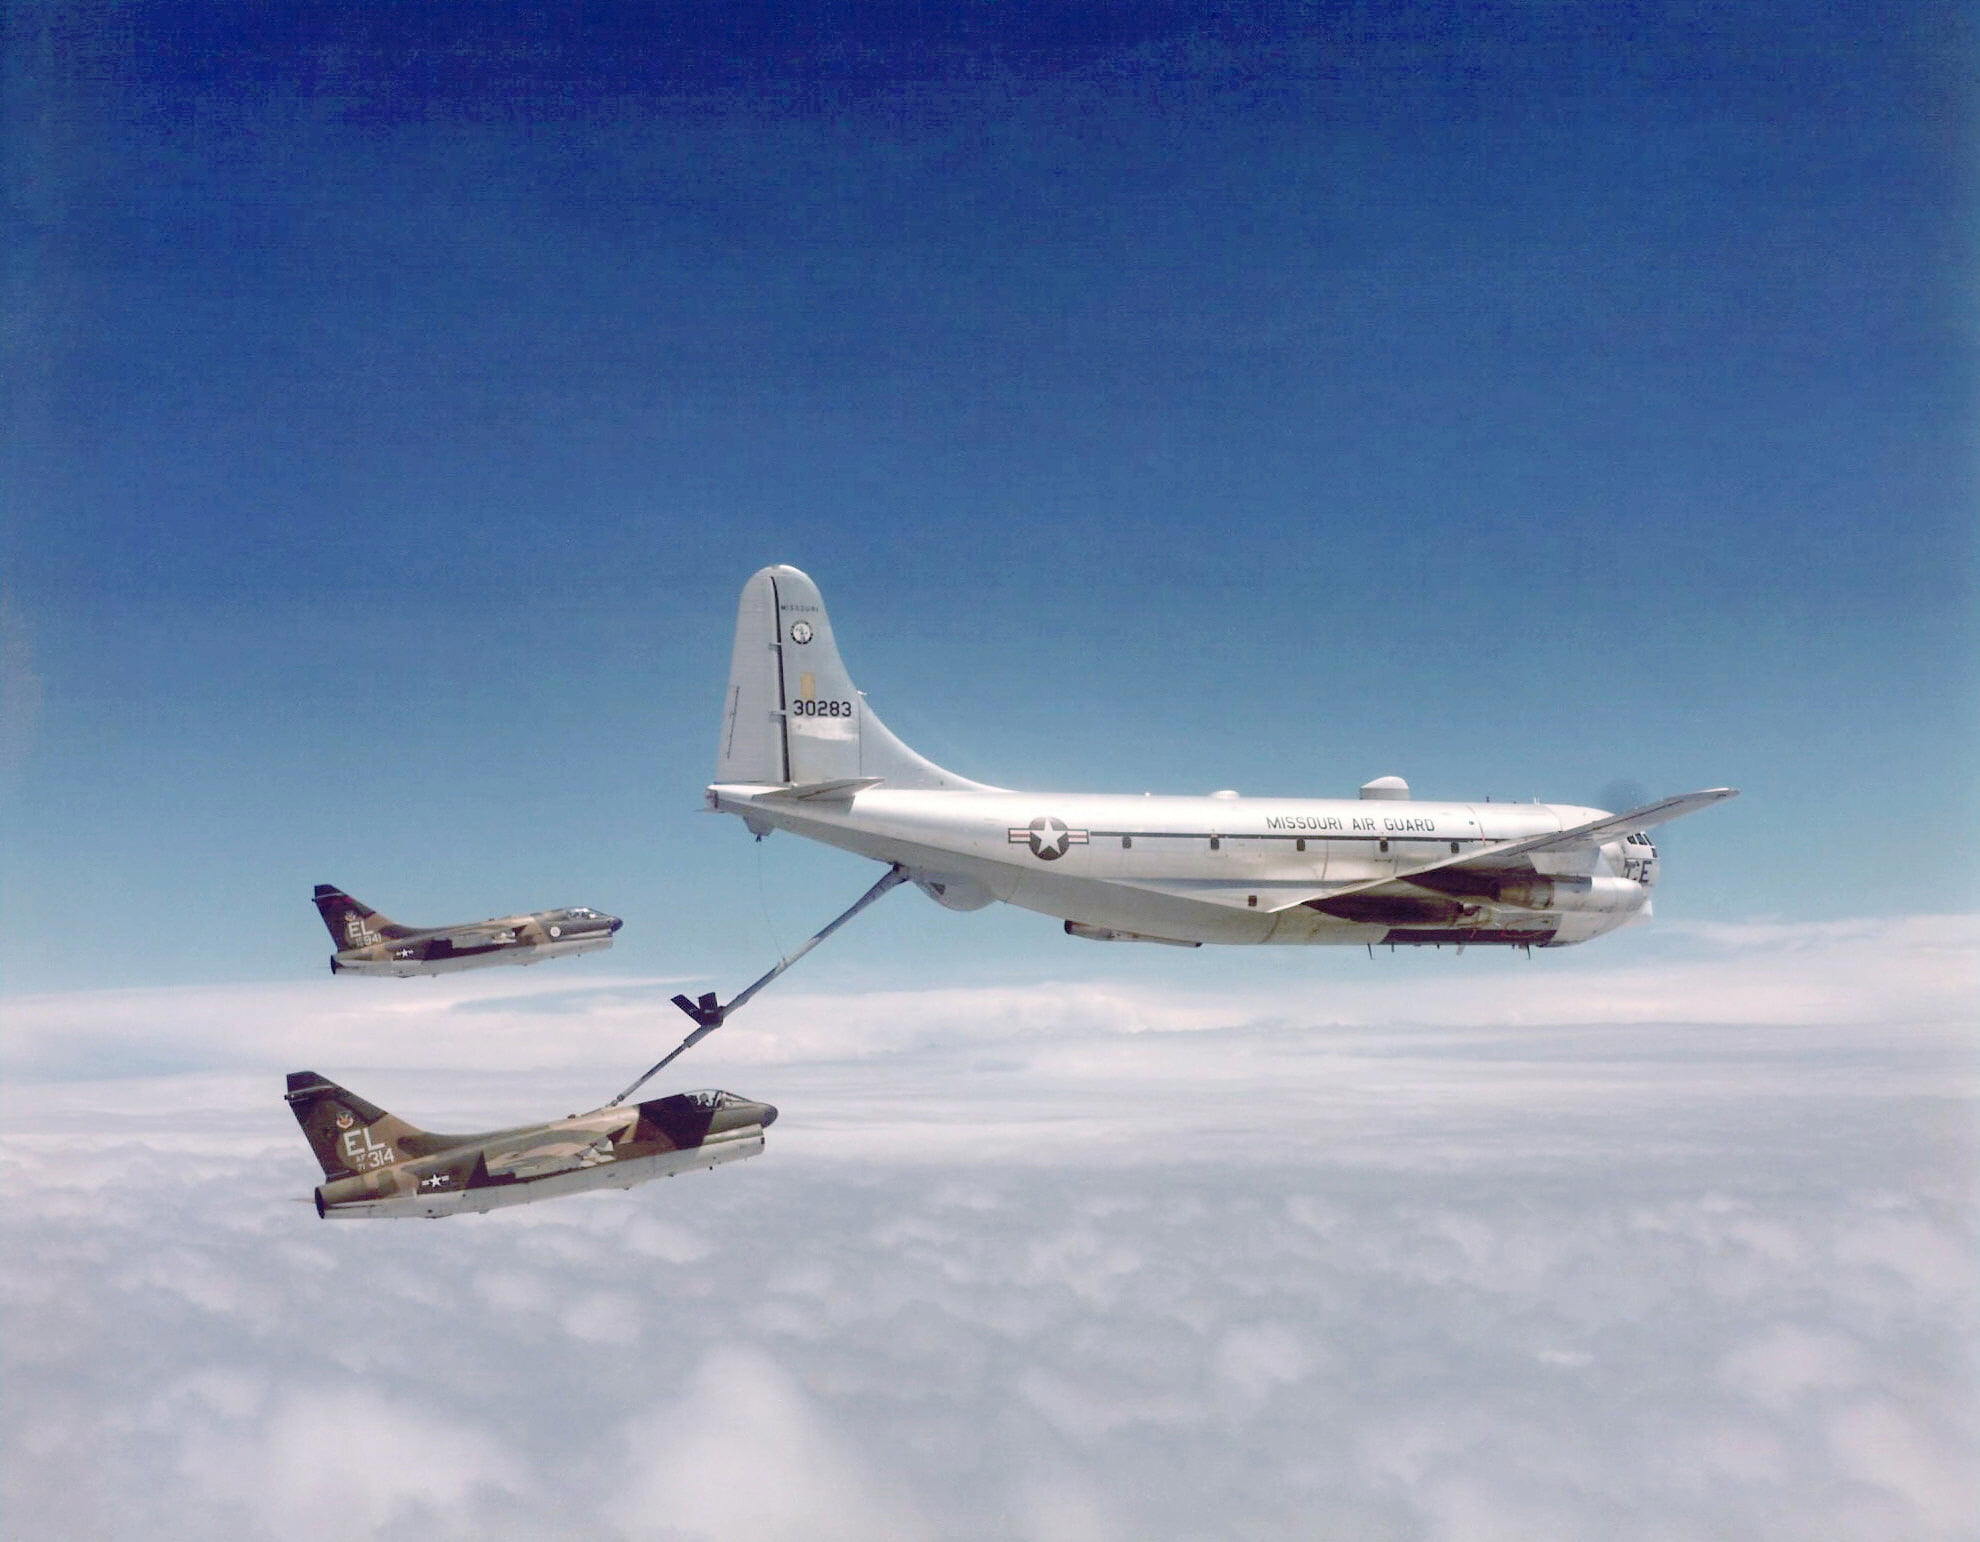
[
  {"x1": 430, "y1": 924, "x2": 520, "y2": 946},
  {"x1": 1279, "y1": 787, "x2": 1740, "y2": 909},
  {"x1": 482, "y1": 1113, "x2": 634, "y2": 1178}
]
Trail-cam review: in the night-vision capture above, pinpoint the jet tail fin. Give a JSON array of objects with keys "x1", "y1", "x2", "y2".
[
  {"x1": 312, "y1": 885, "x2": 411, "y2": 949},
  {"x1": 284, "y1": 1071, "x2": 429, "y2": 1179},
  {"x1": 715, "y1": 565, "x2": 1000, "y2": 791}
]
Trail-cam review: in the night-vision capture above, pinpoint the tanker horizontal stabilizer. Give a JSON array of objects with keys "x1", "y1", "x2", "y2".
[{"x1": 760, "y1": 777, "x2": 885, "y2": 800}]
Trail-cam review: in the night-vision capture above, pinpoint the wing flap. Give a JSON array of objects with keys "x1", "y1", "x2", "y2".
[
  {"x1": 1103, "y1": 877, "x2": 1336, "y2": 913},
  {"x1": 483, "y1": 1113, "x2": 634, "y2": 1178},
  {"x1": 430, "y1": 925, "x2": 518, "y2": 947}
]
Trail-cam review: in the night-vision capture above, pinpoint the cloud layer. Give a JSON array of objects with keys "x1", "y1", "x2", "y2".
[
  {"x1": 3, "y1": 922, "x2": 1975, "y2": 1541},
  {"x1": 4, "y1": 913, "x2": 1972, "y2": 1082}
]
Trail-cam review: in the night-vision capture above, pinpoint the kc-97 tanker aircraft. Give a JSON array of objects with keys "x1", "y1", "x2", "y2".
[
  {"x1": 706, "y1": 565, "x2": 1736, "y2": 951},
  {"x1": 314, "y1": 885, "x2": 621, "y2": 976},
  {"x1": 285, "y1": 1071, "x2": 776, "y2": 1217}
]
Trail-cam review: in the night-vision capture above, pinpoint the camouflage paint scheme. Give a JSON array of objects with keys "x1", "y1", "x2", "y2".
[
  {"x1": 313, "y1": 885, "x2": 622, "y2": 976},
  {"x1": 285, "y1": 1072, "x2": 777, "y2": 1218}
]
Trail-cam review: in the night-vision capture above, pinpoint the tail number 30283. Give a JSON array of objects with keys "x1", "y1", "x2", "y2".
[{"x1": 790, "y1": 699, "x2": 854, "y2": 717}]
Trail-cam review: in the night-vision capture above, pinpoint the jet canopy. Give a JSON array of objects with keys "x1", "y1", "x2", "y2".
[{"x1": 680, "y1": 1089, "x2": 748, "y2": 1109}]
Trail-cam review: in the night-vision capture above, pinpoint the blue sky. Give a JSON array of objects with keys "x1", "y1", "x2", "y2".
[
  {"x1": 3, "y1": 1, "x2": 1972, "y2": 996},
  {"x1": 4, "y1": 11, "x2": 1975, "y2": 1538}
]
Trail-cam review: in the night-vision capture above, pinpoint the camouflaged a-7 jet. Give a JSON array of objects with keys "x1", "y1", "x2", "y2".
[
  {"x1": 285, "y1": 1071, "x2": 776, "y2": 1217},
  {"x1": 314, "y1": 885, "x2": 621, "y2": 976},
  {"x1": 706, "y1": 565, "x2": 1738, "y2": 952}
]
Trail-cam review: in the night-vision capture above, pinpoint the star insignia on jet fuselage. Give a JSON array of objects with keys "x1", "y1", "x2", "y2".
[
  {"x1": 420, "y1": 1172, "x2": 453, "y2": 1190},
  {"x1": 1008, "y1": 815, "x2": 1089, "y2": 861}
]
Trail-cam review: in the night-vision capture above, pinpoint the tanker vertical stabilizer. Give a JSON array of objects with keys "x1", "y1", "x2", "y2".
[{"x1": 715, "y1": 564, "x2": 998, "y2": 791}]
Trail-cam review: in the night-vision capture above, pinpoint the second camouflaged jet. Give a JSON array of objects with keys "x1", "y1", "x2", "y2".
[
  {"x1": 285, "y1": 1071, "x2": 776, "y2": 1217},
  {"x1": 314, "y1": 885, "x2": 622, "y2": 976}
]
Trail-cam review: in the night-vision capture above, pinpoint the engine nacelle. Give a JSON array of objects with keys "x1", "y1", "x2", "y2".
[
  {"x1": 1494, "y1": 874, "x2": 1642, "y2": 913},
  {"x1": 1064, "y1": 920, "x2": 1201, "y2": 947},
  {"x1": 911, "y1": 873, "x2": 994, "y2": 912}
]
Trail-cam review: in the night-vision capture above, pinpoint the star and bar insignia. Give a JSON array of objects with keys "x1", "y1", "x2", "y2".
[{"x1": 1008, "y1": 816, "x2": 1089, "y2": 861}]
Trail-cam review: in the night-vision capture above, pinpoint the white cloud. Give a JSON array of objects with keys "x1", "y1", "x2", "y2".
[
  {"x1": 3, "y1": 913, "x2": 1972, "y2": 1084},
  {"x1": 1718, "y1": 1323, "x2": 1870, "y2": 1411},
  {"x1": 0, "y1": 917, "x2": 1974, "y2": 1540},
  {"x1": 1009, "y1": 1470, "x2": 1126, "y2": 1542},
  {"x1": 608, "y1": 1343, "x2": 928, "y2": 1542},
  {"x1": 178, "y1": 1387, "x2": 528, "y2": 1539}
]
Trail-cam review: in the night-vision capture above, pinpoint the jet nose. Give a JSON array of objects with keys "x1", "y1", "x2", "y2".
[
  {"x1": 707, "y1": 1096, "x2": 778, "y2": 1134},
  {"x1": 607, "y1": 915, "x2": 623, "y2": 933}
]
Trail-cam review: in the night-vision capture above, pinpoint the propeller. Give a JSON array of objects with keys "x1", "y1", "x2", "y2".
[
  {"x1": 1595, "y1": 778, "x2": 1649, "y2": 817},
  {"x1": 1594, "y1": 778, "x2": 1680, "y2": 860}
]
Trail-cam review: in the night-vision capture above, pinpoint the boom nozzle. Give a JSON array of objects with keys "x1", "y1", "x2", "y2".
[
  {"x1": 607, "y1": 864, "x2": 908, "y2": 1106},
  {"x1": 671, "y1": 991, "x2": 723, "y2": 1028}
]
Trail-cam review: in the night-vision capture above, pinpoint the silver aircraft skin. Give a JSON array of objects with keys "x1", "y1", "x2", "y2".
[
  {"x1": 314, "y1": 885, "x2": 622, "y2": 976},
  {"x1": 706, "y1": 566, "x2": 1737, "y2": 950}
]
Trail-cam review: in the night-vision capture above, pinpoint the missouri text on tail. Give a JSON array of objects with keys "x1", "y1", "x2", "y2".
[
  {"x1": 285, "y1": 1072, "x2": 776, "y2": 1217},
  {"x1": 705, "y1": 565, "x2": 1736, "y2": 950},
  {"x1": 313, "y1": 885, "x2": 622, "y2": 976}
]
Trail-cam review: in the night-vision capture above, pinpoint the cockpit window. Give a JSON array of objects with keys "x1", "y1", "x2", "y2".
[{"x1": 683, "y1": 1089, "x2": 736, "y2": 1108}]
